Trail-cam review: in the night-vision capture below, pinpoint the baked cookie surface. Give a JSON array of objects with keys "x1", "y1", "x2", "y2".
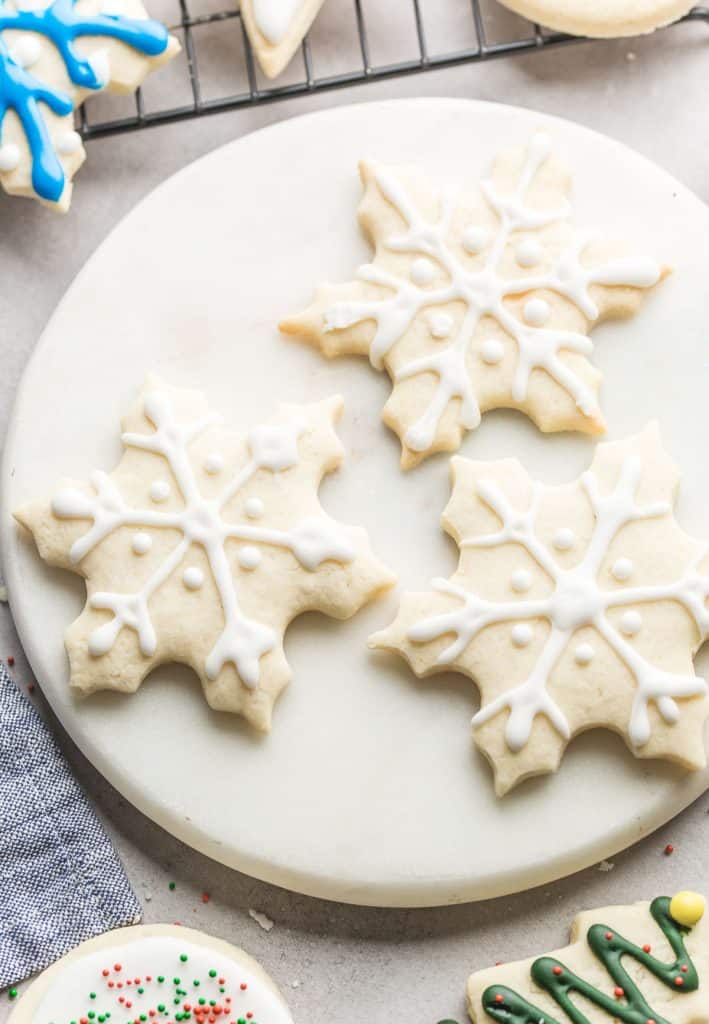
[
  {"x1": 282, "y1": 133, "x2": 665, "y2": 468},
  {"x1": 371, "y1": 424, "x2": 709, "y2": 794},
  {"x1": 240, "y1": 0, "x2": 326, "y2": 78},
  {"x1": 0, "y1": 0, "x2": 179, "y2": 209},
  {"x1": 16, "y1": 378, "x2": 394, "y2": 730},
  {"x1": 495, "y1": 0, "x2": 695, "y2": 38},
  {"x1": 8, "y1": 923, "x2": 294, "y2": 1024},
  {"x1": 468, "y1": 892, "x2": 707, "y2": 1024}
]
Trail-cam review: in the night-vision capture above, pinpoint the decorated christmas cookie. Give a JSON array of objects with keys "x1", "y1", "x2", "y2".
[
  {"x1": 281, "y1": 133, "x2": 665, "y2": 468},
  {"x1": 15, "y1": 378, "x2": 394, "y2": 730},
  {"x1": 495, "y1": 0, "x2": 694, "y2": 38},
  {"x1": 370, "y1": 424, "x2": 709, "y2": 795},
  {"x1": 467, "y1": 892, "x2": 707, "y2": 1024},
  {"x1": 0, "y1": 0, "x2": 179, "y2": 210},
  {"x1": 8, "y1": 923, "x2": 294, "y2": 1024},
  {"x1": 240, "y1": 0, "x2": 326, "y2": 79}
]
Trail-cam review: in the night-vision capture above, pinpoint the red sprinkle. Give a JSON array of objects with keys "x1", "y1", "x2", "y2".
[
  {"x1": 614, "y1": 987, "x2": 624, "y2": 998},
  {"x1": 7, "y1": 656, "x2": 14, "y2": 667},
  {"x1": 643, "y1": 944, "x2": 652, "y2": 953},
  {"x1": 605, "y1": 932, "x2": 613, "y2": 941},
  {"x1": 675, "y1": 977, "x2": 684, "y2": 987},
  {"x1": 494, "y1": 995, "x2": 504, "y2": 1005},
  {"x1": 552, "y1": 966, "x2": 562, "y2": 976},
  {"x1": 664, "y1": 844, "x2": 674, "y2": 856},
  {"x1": 201, "y1": 893, "x2": 210, "y2": 903}
]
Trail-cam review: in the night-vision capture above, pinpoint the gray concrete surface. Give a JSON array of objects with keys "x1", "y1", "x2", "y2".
[{"x1": 1, "y1": 7, "x2": 708, "y2": 1022}]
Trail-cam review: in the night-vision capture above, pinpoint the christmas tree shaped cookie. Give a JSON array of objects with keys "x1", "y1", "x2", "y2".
[
  {"x1": 0, "y1": 0, "x2": 179, "y2": 209},
  {"x1": 371, "y1": 424, "x2": 709, "y2": 795},
  {"x1": 468, "y1": 891, "x2": 708, "y2": 1024},
  {"x1": 16, "y1": 378, "x2": 395, "y2": 730},
  {"x1": 281, "y1": 133, "x2": 666, "y2": 468},
  {"x1": 240, "y1": 0, "x2": 326, "y2": 78},
  {"x1": 8, "y1": 923, "x2": 294, "y2": 1023}
]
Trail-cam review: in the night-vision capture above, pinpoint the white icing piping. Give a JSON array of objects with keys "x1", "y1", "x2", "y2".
[
  {"x1": 407, "y1": 452, "x2": 709, "y2": 752},
  {"x1": 252, "y1": 0, "x2": 301, "y2": 44},
  {"x1": 51, "y1": 389, "x2": 356, "y2": 688},
  {"x1": 324, "y1": 133, "x2": 661, "y2": 452}
]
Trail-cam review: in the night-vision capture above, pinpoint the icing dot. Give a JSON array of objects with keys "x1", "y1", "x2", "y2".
[
  {"x1": 462, "y1": 225, "x2": 488, "y2": 255},
  {"x1": 0, "y1": 143, "x2": 20, "y2": 173},
  {"x1": 515, "y1": 238, "x2": 544, "y2": 268},
  {"x1": 511, "y1": 570, "x2": 532, "y2": 593},
  {"x1": 552, "y1": 528, "x2": 575, "y2": 551},
  {"x1": 56, "y1": 130, "x2": 82, "y2": 156},
  {"x1": 238, "y1": 546, "x2": 262, "y2": 570},
  {"x1": 149, "y1": 480, "x2": 170, "y2": 503},
  {"x1": 480, "y1": 339, "x2": 504, "y2": 365},
  {"x1": 670, "y1": 891, "x2": 705, "y2": 928},
  {"x1": 574, "y1": 643, "x2": 594, "y2": 666},
  {"x1": 429, "y1": 312, "x2": 453, "y2": 339},
  {"x1": 203, "y1": 452, "x2": 224, "y2": 475},
  {"x1": 131, "y1": 532, "x2": 152, "y2": 556},
  {"x1": 10, "y1": 35, "x2": 41, "y2": 68},
  {"x1": 410, "y1": 257, "x2": 436, "y2": 286},
  {"x1": 89, "y1": 50, "x2": 110, "y2": 87},
  {"x1": 511, "y1": 623, "x2": 533, "y2": 647},
  {"x1": 182, "y1": 567, "x2": 204, "y2": 590},
  {"x1": 620, "y1": 610, "x2": 642, "y2": 636},
  {"x1": 244, "y1": 497, "x2": 264, "y2": 519},
  {"x1": 523, "y1": 298, "x2": 551, "y2": 327},
  {"x1": 611, "y1": 557, "x2": 633, "y2": 581}
]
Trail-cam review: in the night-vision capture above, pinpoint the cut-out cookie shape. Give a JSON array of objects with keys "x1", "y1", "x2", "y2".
[
  {"x1": 468, "y1": 892, "x2": 707, "y2": 1024},
  {"x1": 8, "y1": 923, "x2": 294, "y2": 1023},
  {"x1": 240, "y1": 0, "x2": 326, "y2": 79},
  {"x1": 0, "y1": 0, "x2": 179, "y2": 210},
  {"x1": 281, "y1": 133, "x2": 665, "y2": 468},
  {"x1": 16, "y1": 378, "x2": 394, "y2": 730},
  {"x1": 495, "y1": 0, "x2": 694, "y2": 38},
  {"x1": 371, "y1": 424, "x2": 709, "y2": 795}
]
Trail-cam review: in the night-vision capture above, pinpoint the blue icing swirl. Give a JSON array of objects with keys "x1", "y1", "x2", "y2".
[{"x1": 0, "y1": 0, "x2": 170, "y2": 202}]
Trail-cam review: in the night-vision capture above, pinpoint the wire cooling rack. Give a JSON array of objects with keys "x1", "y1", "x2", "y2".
[{"x1": 79, "y1": 1, "x2": 709, "y2": 139}]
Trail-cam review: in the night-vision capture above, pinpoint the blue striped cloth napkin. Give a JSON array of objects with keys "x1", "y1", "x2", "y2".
[{"x1": 0, "y1": 661, "x2": 141, "y2": 989}]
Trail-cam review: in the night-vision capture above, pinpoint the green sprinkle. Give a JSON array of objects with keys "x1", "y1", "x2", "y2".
[
  {"x1": 173, "y1": 978, "x2": 181, "y2": 985},
  {"x1": 193, "y1": 979, "x2": 200, "y2": 987},
  {"x1": 157, "y1": 976, "x2": 165, "y2": 983},
  {"x1": 158, "y1": 1005, "x2": 165, "y2": 1012},
  {"x1": 173, "y1": 998, "x2": 180, "y2": 1005},
  {"x1": 169, "y1": 882, "x2": 176, "y2": 891},
  {"x1": 208, "y1": 970, "x2": 217, "y2": 978},
  {"x1": 198, "y1": 998, "x2": 206, "y2": 1006},
  {"x1": 90, "y1": 993, "x2": 97, "y2": 1000},
  {"x1": 180, "y1": 954, "x2": 188, "y2": 963},
  {"x1": 8, "y1": 989, "x2": 18, "y2": 1000}
]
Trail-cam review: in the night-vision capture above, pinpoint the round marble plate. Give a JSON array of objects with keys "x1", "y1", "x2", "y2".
[{"x1": 3, "y1": 99, "x2": 708, "y2": 907}]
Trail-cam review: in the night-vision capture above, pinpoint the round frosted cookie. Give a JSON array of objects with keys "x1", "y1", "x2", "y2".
[
  {"x1": 8, "y1": 924, "x2": 294, "y2": 1024},
  {"x1": 495, "y1": 0, "x2": 694, "y2": 37}
]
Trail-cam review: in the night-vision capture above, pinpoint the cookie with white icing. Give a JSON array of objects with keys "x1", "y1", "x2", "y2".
[
  {"x1": 240, "y1": 0, "x2": 326, "y2": 79},
  {"x1": 468, "y1": 891, "x2": 707, "y2": 1024},
  {"x1": 8, "y1": 923, "x2": 294, "y2": 1024},
  {"x1": 495, "y1": 0, "x2": 694, "y2": 38},
  {"x1": 371, "y1": 424, "x2": 709, "y2": 795},
  {"x1": 281, "y1": 133, "x2": 666, "y2": 468},
  {"x1": 0, "y1": 0, "x2": 179, "y2": 210},
  {"x1": 15, "y1": 377, "x2": 395, "y2": 730}
]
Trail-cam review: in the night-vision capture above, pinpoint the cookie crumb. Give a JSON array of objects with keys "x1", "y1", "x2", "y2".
[
  {"x1": 0, "y1": 584, "x2": 8, "y2": 602},
  {"x1": 598, "y1": 860, "x2": 615, "y2": 872},
  {"x1": 248, "y1": 908, "x2": 274, "y2": 932}
]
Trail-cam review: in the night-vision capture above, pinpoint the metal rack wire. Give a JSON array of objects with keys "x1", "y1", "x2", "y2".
[{"x1": 79, "y1": 1, "x2": 709, "y2": 139}]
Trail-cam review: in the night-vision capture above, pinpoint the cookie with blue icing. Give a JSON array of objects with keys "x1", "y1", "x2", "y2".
[{"x1": 0, "y1": 0, "x2": 179, "y2": 209}]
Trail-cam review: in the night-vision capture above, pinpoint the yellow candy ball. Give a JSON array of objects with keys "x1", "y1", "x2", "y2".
[{"x1": 670, "y1": 890, "x2": 706, "y2": 928}]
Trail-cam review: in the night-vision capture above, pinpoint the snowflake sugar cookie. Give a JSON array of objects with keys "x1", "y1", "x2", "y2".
[
  {"x1": 468, "y1": 892, "x2": 707, "y2": 1024},
  {"x1": 281, "y1": 133, "x2": 666, "y2": 468},
  {"x1": 16, "y1": 378, "x2": 394, "y2": 730},
  {"x1": 0, "y1": 0, "x2": 179, "y2": 209},
  {"x1": 371, "y1": 424, "x2": 709, "y2": 795},
  {"x1": 240, "y1": 0, "x2": 326, "y2": 79}
]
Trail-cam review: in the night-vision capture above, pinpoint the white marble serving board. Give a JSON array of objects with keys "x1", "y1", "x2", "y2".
[{"x1": 2, "y1": 99, "x2": 708, "y2": 907}]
